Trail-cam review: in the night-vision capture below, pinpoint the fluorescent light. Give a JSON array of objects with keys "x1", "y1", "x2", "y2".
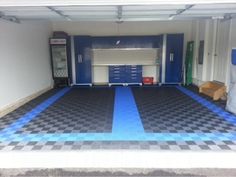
[
  {"x1": 168, "y1": 15, "x2": 175, "y2": 20},
  {"x1": 116, "y1": 40, "x2": 120, "y2": 45},
  {"x1": 212, "y1": 16, "x2": 224, "y2": 19}
]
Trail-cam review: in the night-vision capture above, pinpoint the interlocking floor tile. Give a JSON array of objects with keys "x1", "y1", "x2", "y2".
[
  {"x1": 0, "y1": 140, "x2": 236, "y2": 151},
  {"x1": 0, "y1": 86, "x2": 236, "y2": 151},
  {"x1": 16, "y1": 87, "x2": 115, "y2": 133},
  {"x1": 132, "y1": 87, "x2": 236, "y2": 133},
  {"x1": 0, "y1": 89, "x2": 60, "y2": 131}
]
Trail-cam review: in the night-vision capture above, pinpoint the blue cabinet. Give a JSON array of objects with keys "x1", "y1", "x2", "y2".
[
  {"x1": 165, "y1": 34, "x2": 184, "y2": 83},
  {"x1": 125, "y1": 65, "x2": 142, "y2": 83},
  {"x1": 109, "y1": 65, "x2": 142, "y2": 84},
  {"x1": 232, "y1": 49, "x2": 236, "y2": 65},
  {"x1": 109, "y1": 66, "x2": 126, "y2": 83},
  {"x1": 74, "y1": 36, "x2": 92, "y2": 84}
]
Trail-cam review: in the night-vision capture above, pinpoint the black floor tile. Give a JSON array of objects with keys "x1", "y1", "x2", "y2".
[
  {"x1": 16, "y1": 87, "x2": 115, "y2": 133},
  {"x1": 132, "y1": 87, "x2": 236, "y2": 133},
  {"x1": 0, "y1": 89, "x2": 59, "y2": 131},
  {"x1": 185, "y1": 84, "x2": 226, "y2": 109}
]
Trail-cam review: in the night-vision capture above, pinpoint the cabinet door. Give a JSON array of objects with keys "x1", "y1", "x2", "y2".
[
  {"x1": 51, "y1": 45, "x2": 68, "y2": 78},
  {"x1": 165, "y1": 34, "x2": 184, "y2": 83},
  {"x1": 74, "y1": 36, "x2": 92, "y2": 84}
]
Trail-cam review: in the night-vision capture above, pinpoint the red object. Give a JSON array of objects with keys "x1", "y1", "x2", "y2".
[{"x1": 142, "y1": 77, "x2": 154, "y2": 85}]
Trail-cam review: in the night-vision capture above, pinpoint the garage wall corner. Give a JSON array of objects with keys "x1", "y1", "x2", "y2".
[{"x1": 0, "y1": 20, "x2": 53, "y2": 114}]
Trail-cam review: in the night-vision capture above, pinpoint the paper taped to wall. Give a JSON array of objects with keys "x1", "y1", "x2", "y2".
[{"x1": 226, "y1": 83, "x2": 236, "y2": 115}]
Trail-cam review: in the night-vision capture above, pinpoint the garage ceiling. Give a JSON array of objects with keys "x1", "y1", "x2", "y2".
[{"x1": 0, "y1": 1, "x2": 236, "y2": 22}]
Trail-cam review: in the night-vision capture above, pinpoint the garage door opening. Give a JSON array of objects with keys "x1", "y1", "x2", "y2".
[{"x1": 1, "y1": 0, "x2": 236, "y2": 169}]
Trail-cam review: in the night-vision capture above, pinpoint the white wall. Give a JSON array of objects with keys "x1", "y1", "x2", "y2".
[
  {"x1": 195, "y1": 20, "x2": 205, "y2": 85},
  {"x1": 192, "y1": 19, "x2": 232, "y2": 90},
  {"x1": 0, "y1": 20, "x2": 53, "y2": 110},
  {"x1": 53, "y1": 20, "x2": 193, "y2": 84},
  {"x1": 214, "y1": 20, "x2": 231, "y2": 83}
]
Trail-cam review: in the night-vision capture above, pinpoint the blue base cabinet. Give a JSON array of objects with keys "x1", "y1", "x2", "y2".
[
  {"x1": 109, "y1": 65, "x2": 142, "y2": 84},
  {"x1": 109, "y1": 66, "x2": 126, "y2": 83},
  {"x1": 125, "y1": 65, "x2": 142, "y2": 83}
]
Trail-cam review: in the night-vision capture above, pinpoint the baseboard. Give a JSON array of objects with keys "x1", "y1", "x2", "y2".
[
  {"x1": 192, "y1": 78, "x2": 205, "y2": 86},
  {"x1": 0, "y1": 86, "x2": 53, "y2": 118},
  {"x1": 93, "y1": 82, "x2": 109, "y2": 86}
]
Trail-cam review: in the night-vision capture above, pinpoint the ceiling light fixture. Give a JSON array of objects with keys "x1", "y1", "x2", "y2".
[
  {"x1": 0, "y1": 11, "x2": 20, "y2": 23},
  {"x1": 212, "y1": 16, "x2": 224, "y2": 20}
]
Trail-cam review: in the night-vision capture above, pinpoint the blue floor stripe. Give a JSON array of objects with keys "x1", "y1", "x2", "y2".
[
  {"x1": 1, "y1": 133, "x2": 236, "y2": 142},
  {"x1": 0, "y1": 87, "x2": 71, "y2": 135},
  {"x1": 112, "y1": 87, "x2": 144, "y2": 134},
  {"x1": 176, "y1": 86, "x2": 236, "y2": 125}
]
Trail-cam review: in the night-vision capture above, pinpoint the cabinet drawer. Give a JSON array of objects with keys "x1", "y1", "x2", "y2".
[
  {"x1": 109, "y1": 66, "x2": 125, "y2": 71},
  {"x1": 126, "y1": 77, "x2": 142, "y2": 83}
]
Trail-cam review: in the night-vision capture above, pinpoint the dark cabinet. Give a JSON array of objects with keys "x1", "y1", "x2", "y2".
[
  {"x1": 165, "y1": 34, "x2": 184, "y2": 83},
  {"x1": 74, "y1": 36, "x2": 92, "y2": 85},
  {"x1": 109, "y1": 65, "x2": 142, "y2": 85}
]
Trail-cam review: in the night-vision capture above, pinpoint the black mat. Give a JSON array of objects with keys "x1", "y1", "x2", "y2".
[
  {"x1": 16, "y1": 87, "x2": 115, "y2": 133},
  {"x1": 132, "y1": 87, "x2": 236, "y2": 133}
]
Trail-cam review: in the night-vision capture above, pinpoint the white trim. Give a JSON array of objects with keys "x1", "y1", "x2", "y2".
[
  {"x1": 225, "y1": 19, "x2": 233, "y2": 91},
  {"x1": 202, "y1": 20, "x2": 209, "y2": 81},
  {"x1": 70, "y1": 36, "x2": 76, "y2": 85},
  {"x1": 74, "y1": 83, "x2": 92, "y2": 85},
  {"x1": 1, "y1": 0, "x2": 236, "y2": 6},
  {"x1": 192, "y1": 20, "x2": 199, "y2": 79},
  {"x1": 161, "y1": 34, "x2": 167, "y2": 83},
  {"x1": 0, "y1": 86, "x2": 53, "y2": 118},
  {"x1": 0, "y1": 151, "x2": 236, "y2": 168},
  {"x1": 162, "y1": 82, "x2": 182, "y2": 85},
  {"x1": 210, "y1": 19, "x2": 218, "y2": 81}
]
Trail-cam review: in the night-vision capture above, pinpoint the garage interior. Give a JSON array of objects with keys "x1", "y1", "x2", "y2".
[{"x1": 1, "y1": 0, "x2": 236, "y2": 168}]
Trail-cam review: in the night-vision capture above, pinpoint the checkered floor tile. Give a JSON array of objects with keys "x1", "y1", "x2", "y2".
[
  {"x1": 0, "y1": 85, "x2": 236, "y2": 151},
  {"x1": 1, "y1": 140, "x2": 236, "y2": 151},
  {"x1": 0, "y1": 89, "x2": 60, "y2": 131},
  {"x1": 132, "y1": 87, "x2": 236, "y2": 133},
  {"x1": 15, "y1": 87, "x2": 115, "y2": 133},
  {"x1": 185, "y1": 85, "x2": 226, "y2": 109}
]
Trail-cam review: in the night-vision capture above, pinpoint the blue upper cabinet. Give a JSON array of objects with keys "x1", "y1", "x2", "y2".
[
  {"x1": 74, "y1": 36, "x2": 92, "y2": 84},
  {"x1": 165, "y1": 34, "x2": 184, "y2": 83}
]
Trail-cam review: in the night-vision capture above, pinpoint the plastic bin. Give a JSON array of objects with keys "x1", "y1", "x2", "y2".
[{"x1": 142, "y1": 77, "x2": 154, "y2": 85}]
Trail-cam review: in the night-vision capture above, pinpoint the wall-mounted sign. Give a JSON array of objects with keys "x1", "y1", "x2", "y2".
[{"x1": 50, "y1": 38, "x2": 67, "y2": 45}]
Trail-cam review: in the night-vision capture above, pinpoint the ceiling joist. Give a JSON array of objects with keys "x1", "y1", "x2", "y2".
[
  {"x1": 0, "y1": 3, "x2": 236, "y2": 22},
  {"x1": 46, "y1": 6, "x2": 71, "y2": 20},
  {"x1": 169, "y1": 4, "x2": 194, "y2": 19},
  {"x1": 0, "y1": 11, "x2": 20, "y2": 23}
]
